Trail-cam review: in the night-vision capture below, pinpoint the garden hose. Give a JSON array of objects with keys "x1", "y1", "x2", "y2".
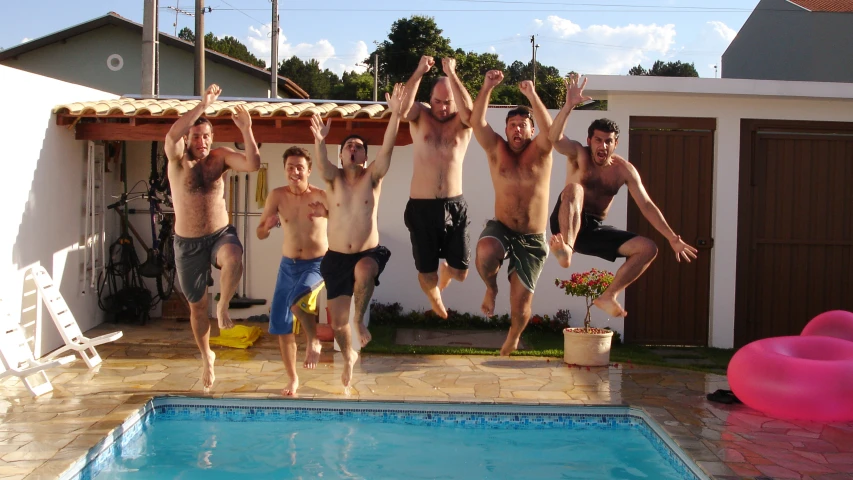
[{"x1": 255, "y1": 163, "x2": 268, "y2": 208}]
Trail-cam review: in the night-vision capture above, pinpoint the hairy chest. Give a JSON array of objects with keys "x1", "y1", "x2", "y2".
[
  {"x1": 417, "y1": 117, "x2": 465, "y2": 151},
  {"x1": 178, "y1": 159, "x2": 225, "y2": 195},
  {"x1": 495, "y1": 148, "x2": 548, "y2": 184}
]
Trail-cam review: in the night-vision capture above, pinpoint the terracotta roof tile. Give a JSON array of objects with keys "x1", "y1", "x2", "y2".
[
  {"x1": 52, "y1": 98, "x2": 392, "y2": 120},
  {"x1": 788, "y1": 0, "x2": 853, "y2": 12}
]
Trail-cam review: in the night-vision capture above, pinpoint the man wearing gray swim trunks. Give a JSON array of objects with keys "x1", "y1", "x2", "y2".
[{"x1": 165, "y1": 84, "x2": 261, "y2": 390}]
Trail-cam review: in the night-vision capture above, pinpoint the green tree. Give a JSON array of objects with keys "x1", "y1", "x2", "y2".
[
  {"x1": 178, "y1": 27, "x2": 194, "y2": 42},
  {"x1": 452, "y1": 49, "x2": 506, "y2": 96},
  {"x1": 178, "y1": 27, "x2": 266, "y2": 69},
  {"x1": 277, "y1": 55, "x2": 341, "y2": 99},
  {"x1": 333, "y1": 71, "x2": 375, "y2": 101},
  {"x1": 368, "y1": 15, "x2": 454, "y2": 96},
  {"x1": 629, "y1": 60, "x2": 699, "y2": 77}
]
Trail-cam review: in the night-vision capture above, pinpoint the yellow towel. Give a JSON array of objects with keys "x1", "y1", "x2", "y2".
[
  {"x1": 210, "y1": 324, "x2": 263, "y2": 349},
  {"x1": 256, "y1": 164, "x2": 268, "y2": 208}
]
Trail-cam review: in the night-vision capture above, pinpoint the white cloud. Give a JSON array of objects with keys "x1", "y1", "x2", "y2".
[
  {"x1": 532, "y1": 19, "x2": 543, "y2": 28},
  {"x1": 488, "y1": 45, "x2": 496, "y2": 53},
  {"x1": 547, "y1": 16, "x2": 582, "y2": 38},
  {"x1": 543, "y1": 16, "x2": 676, "y2": 75},
  {"x1": 21, "y1": 37, "x2": 30, "y2": 43},
  {"x1": 246, "y1": 24, "x2": 366, "y2": 75},
  {"x1": 707, "y1": 20, "x2": 736, "y2": 43}
]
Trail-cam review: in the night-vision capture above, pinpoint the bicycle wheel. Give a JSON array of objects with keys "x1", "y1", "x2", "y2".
[{"x1": 156, "y1": 233, "x2": 176, "y2": 301}]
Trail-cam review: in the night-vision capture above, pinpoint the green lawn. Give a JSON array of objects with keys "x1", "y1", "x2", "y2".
[{"x1": 362, "y1": 324, "x2": 734, "y2": 375}]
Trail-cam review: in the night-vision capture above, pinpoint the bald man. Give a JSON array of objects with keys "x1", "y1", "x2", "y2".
[{"x1": 399, "y1": 55, "x2": 475, "y2": 319}]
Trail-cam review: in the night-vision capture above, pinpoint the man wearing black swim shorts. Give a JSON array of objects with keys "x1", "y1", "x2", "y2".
[
  {"x1": 309, "y1": 84, "x2": 406, "y2": 389},
  {"x1": 399, "y1": 55, "x2": 474, "y2": 319},
  {"x1": 548, "y1": 74, "x2": 698, "y2": 318}
]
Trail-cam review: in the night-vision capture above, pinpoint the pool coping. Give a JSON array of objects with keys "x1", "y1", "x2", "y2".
[{"x1": 61, "y1": 396, "x2": 711, "y2": 480}]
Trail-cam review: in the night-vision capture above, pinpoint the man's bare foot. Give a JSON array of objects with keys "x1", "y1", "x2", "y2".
[
  {"x1": 438, "y1": 262, "x2": 452, "y2": 291},
  {"x1": 342, "y1": 349, "x2": 359, "y2": 388},
  {"x1": 303, "y1": 338, "x2": 321, "y2": 369},
  {"x1": 358, "y1": 322, "x2": 372, "y2": 347},
  {"x1": 549, "y1": 234, "x2": 573, "y2": 269},
  {"x1": 500, "y1": 334, "x2": 520, "y2": 356},
  {"x1": 593, "y1": 296, "x2": 627, "y2": 317},
  {"x1": 202, "y1": 350, "x2": 216, "y2": 389},
  {"x1": 426, "y1": 288, "x2": 448, "y2": 319},
  {"x1": 481, "y1": 287, "x2": 497, "y2": 317},
  {"x1": 216, "y1": 302, "x2": 235, "y2": 330},
  {"x1": 281, "y1": 377, "x2": 299, "y2": 396}
]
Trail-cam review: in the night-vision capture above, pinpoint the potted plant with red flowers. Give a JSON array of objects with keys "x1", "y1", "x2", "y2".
[{"x1": 555, "y1": 269, "x2": 616, "y2": 366}]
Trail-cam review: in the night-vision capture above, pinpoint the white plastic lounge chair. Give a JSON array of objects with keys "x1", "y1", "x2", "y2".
[
  {"x1": 0, "y1": 312, "x2": 76, "y2": 397},
  {"x1": 29, "y1": 266, "x2": 123, "y2": 369}
]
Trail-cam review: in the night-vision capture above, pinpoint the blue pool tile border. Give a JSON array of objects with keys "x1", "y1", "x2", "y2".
[{"x1": 64, "y1": 397, "x2": 709, "y2": 480}]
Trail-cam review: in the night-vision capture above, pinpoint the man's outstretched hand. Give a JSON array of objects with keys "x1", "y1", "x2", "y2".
[{"x1": 670, "y1": 235, "x2": 698, "y2": 263}]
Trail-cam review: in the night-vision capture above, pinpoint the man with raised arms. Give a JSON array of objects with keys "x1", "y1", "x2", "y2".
[
  {"x1": 164, "y1": 84, "x2": 261, "y2": 390},
  {"x1": 468, "y1": 71, "x2": 554, "y2": 356},
  {"x1": 398, "y1": 55, "x2": 475, "y2": 318},
  {"x1": 548, "y1": 74, "x2": 698, "y2": 318},
  {"x1": 309, "y1": 84, "x2": 406, "y2": 387}
]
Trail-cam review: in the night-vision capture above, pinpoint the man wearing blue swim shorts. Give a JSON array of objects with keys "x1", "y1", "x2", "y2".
[{"x1": 258, "y1": 146, "x2": 329, "y2": 396}]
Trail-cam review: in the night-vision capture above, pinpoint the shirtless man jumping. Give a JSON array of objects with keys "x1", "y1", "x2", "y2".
[
  {"x1": 548, "y1": 74, "x2": 698, "y2": 318},
  {"x1": 469, "y1": 71, "x2": 554, "y2": 356},
  {"x1": 309, "y1": 83, "x2": 406, "y2": 388},
  {"x1": 257, "y1": 146, "x2": 328, "y2": 396},
  {"x1": 399, "y1": 56, "x2": 474, "y2": 318},
  {"x1": 164, "y1": 84, "x2": 261, "y2": 390}
]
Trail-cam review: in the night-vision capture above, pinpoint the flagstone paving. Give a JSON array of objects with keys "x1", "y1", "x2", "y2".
[{"x1": 0, "y1": 318, "x2": 851, "y2": 479}]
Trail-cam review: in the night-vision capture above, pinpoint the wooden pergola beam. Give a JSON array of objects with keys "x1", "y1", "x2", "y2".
[{"x1": 61, "y1": 116, "x2": 413, "y2": 146}]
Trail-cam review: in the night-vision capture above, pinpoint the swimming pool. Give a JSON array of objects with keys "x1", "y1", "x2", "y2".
[{"x1": 67, "y1": 398, "x2": 709, "y2": 479}]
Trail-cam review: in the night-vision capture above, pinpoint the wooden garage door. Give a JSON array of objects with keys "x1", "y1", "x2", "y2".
[
  {"x1": 735, "y1": 120, "x2": 853, "y2": 346},
  {"x1": 625, "y1": 117, "x2": 715, "y2": 346}
]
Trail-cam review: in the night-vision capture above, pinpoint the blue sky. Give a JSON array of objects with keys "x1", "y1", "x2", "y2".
[{"x1": 1, "y1": 0, "x2": 759, "y2": 79}]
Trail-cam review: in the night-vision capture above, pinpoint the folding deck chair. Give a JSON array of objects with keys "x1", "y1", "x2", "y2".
[
  {"x1": 0, "y1": 301, "x2": 76, "y2": 396},
  {"x1": 29, "y1": 266, "x2": 123, "y2": 369}
]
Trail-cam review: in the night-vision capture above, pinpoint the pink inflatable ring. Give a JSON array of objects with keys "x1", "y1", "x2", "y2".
[{"x1": 727, "y1": 335, "x2": 853, "y2": 422}]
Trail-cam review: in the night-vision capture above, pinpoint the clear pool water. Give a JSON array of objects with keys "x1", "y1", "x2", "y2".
[{"x1": 74, "y1": 399, "x2": 706, "y2": 480}]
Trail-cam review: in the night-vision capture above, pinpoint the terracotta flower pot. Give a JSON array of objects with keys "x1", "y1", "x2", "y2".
[
  {"x1": 316, "y1": 323, "x2": 335, "y2": 342},
  {"x1": 563, "y1": 328, "x2": 613, "y2": 366}
]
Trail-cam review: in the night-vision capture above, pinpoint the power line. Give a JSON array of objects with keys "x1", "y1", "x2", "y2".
[
  {"x1": 436, "y1": 0, "x2": 752, "y2": 11},
  {"x1": 211, "y1": 7, "x2": 752, "y2": 12},
  {"x1": 214, "y1": 0, "x2": 268, "y2": 26}
]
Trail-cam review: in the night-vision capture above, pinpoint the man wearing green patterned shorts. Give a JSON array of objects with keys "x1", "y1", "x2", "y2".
[{"x1": 467, "y1": 69, "x2": 555, "y2": 356}]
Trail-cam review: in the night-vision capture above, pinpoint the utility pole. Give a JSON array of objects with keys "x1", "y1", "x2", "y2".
[
  {"x1": 270, "y1": 0, "x2": 279, "y2": 98},
  {"x1": 530, "y1": 35, "x2": 539, "y2": 88},
  {"x1": 372, "y1": 40, "x2": 380, "y2": 102},
  {"x1": 142, "y1": 0, "x2": 157, "y2": 97},
  {"x1": 194, "y1": 0, "x2": 205, "y2": 96}
]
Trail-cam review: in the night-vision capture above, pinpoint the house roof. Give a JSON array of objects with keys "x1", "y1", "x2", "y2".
[
  {"x1": 52, "y1": 97, "x2": 412, "y2": 146},
  {"x1": 787, "y1": 0, "x2": 853, "y2": 12},
  {"x1": 0, "y1": 12, "x2": 309, "y2": 99}
]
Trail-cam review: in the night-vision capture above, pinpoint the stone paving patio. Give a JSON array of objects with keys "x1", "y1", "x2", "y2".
[{"x1": 1, "y1": 318, "x2": 851, "y2": 479}]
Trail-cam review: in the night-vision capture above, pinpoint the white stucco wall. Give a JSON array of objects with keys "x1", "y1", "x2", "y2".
[
  {"x1": 112, "y1": 75, "x2": 853, "y2": 349},
  {"x1": 0, "y1": 65, "x2": 119, "y2": 357}
]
